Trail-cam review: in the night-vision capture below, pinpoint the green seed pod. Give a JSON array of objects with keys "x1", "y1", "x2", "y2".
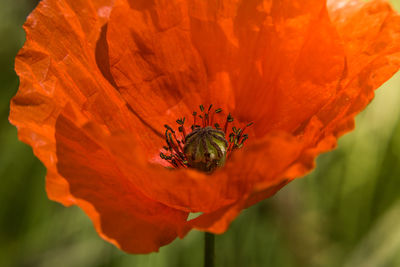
[{"x1": 184, "y1": 126, "x2": 228, "y2": 173}]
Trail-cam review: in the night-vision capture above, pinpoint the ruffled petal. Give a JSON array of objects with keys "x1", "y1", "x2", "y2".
[
  {"x1": 85, "y1": 126, "x2": 302, "y2": 233},
  {"x1": 293, "y1": 0, "x2": 400, "y2": 176},
  {"x1": 234, "y1": 0, "x2": 400, "y2": 223},
  {"x1": 325, "y1": 0, "x2": 400, "y2": 130},
  {"x1": 10, "y1": 0, "x2": 186, "y2": 253},
  {"x1": 10, "y1": 0, "x2": 118, "y2": 206},
  {"x1": 55, "y1": 106, "x2": 188, "y2": 253}
]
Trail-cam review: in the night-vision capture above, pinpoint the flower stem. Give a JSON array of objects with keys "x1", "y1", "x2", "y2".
[{"x1": 204, "y1": 232, "x2": 215, "y2": 267}]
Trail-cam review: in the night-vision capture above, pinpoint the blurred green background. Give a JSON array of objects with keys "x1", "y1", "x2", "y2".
[{"x1": 1, "y1": 1, "x2": 400, "y2": 266}]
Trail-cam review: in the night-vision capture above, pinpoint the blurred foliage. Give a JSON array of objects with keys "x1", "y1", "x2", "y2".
[{"x1": 1, "y1": 1, "x2": 400, "y2": 267}]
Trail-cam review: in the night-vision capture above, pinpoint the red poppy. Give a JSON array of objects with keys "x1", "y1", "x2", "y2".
[{"x1": 10, "y1": 0, "x2": 400, "y2": 253}]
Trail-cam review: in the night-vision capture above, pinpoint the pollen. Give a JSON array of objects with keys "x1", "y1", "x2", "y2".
[{"x1": 160, "y1": 105, "x2": 253, "y2": 173}]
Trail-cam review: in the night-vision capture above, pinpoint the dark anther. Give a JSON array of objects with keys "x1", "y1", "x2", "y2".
[
  {"x1": 164, "y1": 124, "x2": 175, "y2": 133},
  {"x1": 227, "y1": 114, "x2": 234, "y2": 122},
  {"x1": 241, "y1": 134, "x2": 249, "y2": 144},
  {"x1": 229, "y1": 133, "x2": 235, "y2": 142},
  {"x1": 168, "y1": 133, "x2": 173, "y2": 144},
  {"x1": 176, "y1": 118, "x2": 185, "y2": 125}
]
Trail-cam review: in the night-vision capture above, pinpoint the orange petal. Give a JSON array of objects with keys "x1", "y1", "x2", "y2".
[
  {"x1": 324, "y1": 0, "x2": 400, "y2": 129},
  {"x1": 10, "y1": 0, "x2": 183, "y2": 253},
  {"x1": 55, "y1": 106, "x2": 188, "y2": 253},
  {"x1": 10, "y1": 0, "x2": 117, "y2": 206},
  {"x1": 10, "y1": 0, "x2": 165, "y2": 176},
  {"x1": 79, "y1": 124, "x2": 304, "y2": 233},
  {"x1": 239, "y1": 0, "x2": 400, "y2": 221},
  {"x1": 295, "y1": 0, "x2": 400, "y2": 169}
]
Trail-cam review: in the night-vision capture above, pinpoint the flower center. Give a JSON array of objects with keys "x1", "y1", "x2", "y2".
[{"x1": 160, "y1": 105, "x2": 253, "y2": 173}]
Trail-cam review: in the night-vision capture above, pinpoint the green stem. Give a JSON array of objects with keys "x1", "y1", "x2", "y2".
[{"x1": 204, "y1": 232, "x2": 215, "y2": 267}]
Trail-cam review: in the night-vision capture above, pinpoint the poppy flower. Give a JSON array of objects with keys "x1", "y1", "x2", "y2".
[{"x1": 10, "y1": 0, "x2": 400, "y2": 254}]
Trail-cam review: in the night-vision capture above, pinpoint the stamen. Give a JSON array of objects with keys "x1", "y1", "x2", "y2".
[
  {"x1": 159, "y1": 104, "x2": 253, "y2": 172},
  {"x1": 193, "y1": 112, "x2": 197, "y2": 129},
  {"x1": 224, "y1": 113, "x2": 234, "y2": 134},
  {"x1": 178, "y1": 125, "x2": 186, "y2": 139}
]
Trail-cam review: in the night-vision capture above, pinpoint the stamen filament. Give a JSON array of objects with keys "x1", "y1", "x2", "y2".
[
  {"x1": 160, "y1": 104, "x2": 253, "y2": 171},
  {"x1": 223, "y1": 113, "x2": 233, "y2": 134},
  {"x1": 193, "y1": 112, "x2": 197, "y2": 127}
]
